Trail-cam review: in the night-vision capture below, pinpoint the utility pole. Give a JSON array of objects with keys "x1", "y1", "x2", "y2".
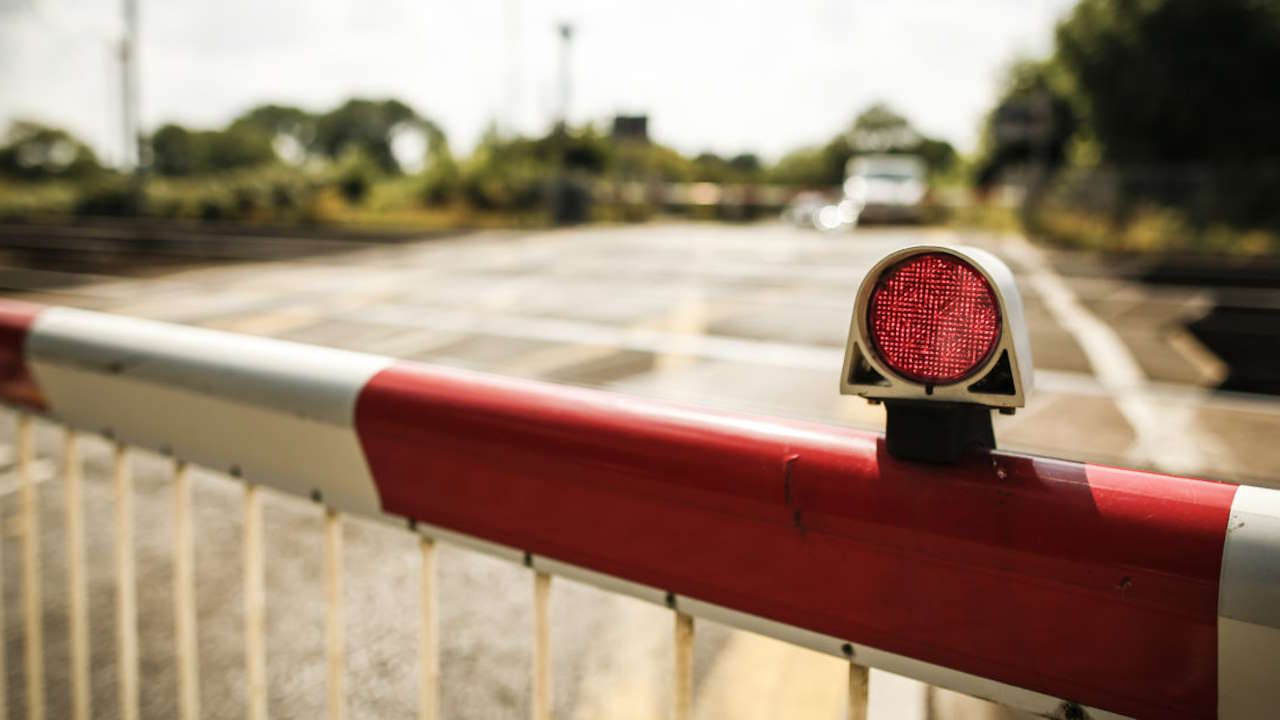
[
  {"x1": 121, "y1": 0, "x2": 143, "y2": 210},
  {"x1": 556, "y1": 23, "x2": 573, "y2": 129},
  {"x1": 550, "y1": 22, "x2": 577, "y2": 224},
  {"x1": 503, "y1": 0, "x2": 520, "y2": 136}
]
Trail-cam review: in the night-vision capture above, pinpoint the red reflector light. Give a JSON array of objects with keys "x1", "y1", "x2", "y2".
[{"x1": 867, "y1": 252, "x2": 1001, "y2": 384}]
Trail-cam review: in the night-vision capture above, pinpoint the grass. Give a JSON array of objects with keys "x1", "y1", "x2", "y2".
[
  {"x1": 949, "y1": 196, "x2": 1280, "y2": 257},
  {"x1": 1035, "y1": 205, "x2": 1280, "y2": 256}
]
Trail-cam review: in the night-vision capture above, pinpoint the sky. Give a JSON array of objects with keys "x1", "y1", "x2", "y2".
[{"x1": 0, "y1": 0, "x2": 1077, "y2": 166}]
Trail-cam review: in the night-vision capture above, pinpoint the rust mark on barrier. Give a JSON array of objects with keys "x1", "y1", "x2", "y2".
[
  {"x1": 782, "y1": 452, "x2": 799, "y2": 505},
  {"x1": 792, "y1": 509, "x2": 806, "y2": 536}
]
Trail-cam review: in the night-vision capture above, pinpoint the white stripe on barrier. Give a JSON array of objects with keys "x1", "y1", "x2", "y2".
[
  {"x1": 1219, "y1": 484, "x2": 1280, "y2": 717},
  {"x1": 27, "y1": 308, "x2": 389, "y2": 516}
]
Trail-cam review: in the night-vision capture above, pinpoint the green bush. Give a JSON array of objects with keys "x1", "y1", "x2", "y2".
[
  {"x1": 1035, "y1": 204, "x2": 1280, "y2": 255},
  {"x1": 73, "y1": 179, "x2": 142, "y2": 217},
  {"x1": 140, "y1": 166, "x2": 325, "y2": 223},
  {"x1": 334, "y1": 150, "x2": 380, "y2": 205},
  {"x1": 418, "y1": 152, "x2": 462, "y2": 207},
  {"x1": 0, "y1": 180, "x2": 77, "y2": 219}
]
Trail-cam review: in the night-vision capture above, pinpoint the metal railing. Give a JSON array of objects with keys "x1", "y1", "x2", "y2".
[{"x1": 2, "y1": 411, "x2": 873, "y2": 720}]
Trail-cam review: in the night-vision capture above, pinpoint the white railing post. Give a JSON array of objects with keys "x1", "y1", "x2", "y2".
[
  {"x1": 113, "y1": 443, "x2": 139, "y2": 720},
  {"x1": 848, "y1": 662, "x2": 869, "y2": 720},
  {"x1": 18, "y1": 416, "x2": 43, "y2": 720},
  {"x1": 673, "y1": 611, "x2": 694, "y2": 720},
  {"x1": 419, "y1": 536, "x2": 438, "y2": 720},
  {"x1": 63, "y1": 431, "x2": 90, "y2": 720},
  {"x1": 173, "y1": 460, "x2": 200, "y2": 720},
  {"x1": 244, "y1": 483, "x2": 268, "y2": 720},
  {"x1": 324, "y1": 508, "x2": 345, "y2": 720},
  {"x1": 531, "y1": 570, "x2": 551, "y2": 720}
]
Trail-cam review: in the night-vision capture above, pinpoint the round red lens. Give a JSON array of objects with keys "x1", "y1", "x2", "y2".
[{"x1": 866, "y1": 252, "x2": 1001, "y2": 384}]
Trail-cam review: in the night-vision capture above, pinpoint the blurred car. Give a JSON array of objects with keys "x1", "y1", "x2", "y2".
[
  {"x1": 842, "y1": 154, "x2": 930, "y2": 224},
  {"x1": 783, "y1": 190, "x2": 859, "y2": 232},
  {"x1": 782, "y1": 190, "x2": 830, "y2": 228}
]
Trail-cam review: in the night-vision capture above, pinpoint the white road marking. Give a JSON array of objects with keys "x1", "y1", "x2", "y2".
[
  {"x1": 1165, "y1": 325, "x2": 1229, "y2": 385},
  {"x1": 1000, "y1": 235, "x2": 1232, "y2": 474},
  {"x1": 0, "y1": 454, "x2": 56, "y2": 496},
  {"x1": 351, "y1": 303, "x2": 839, "y2": 371},
  {"x1": 344, "y1": 303, "x2": 1280, "y2": 418}
]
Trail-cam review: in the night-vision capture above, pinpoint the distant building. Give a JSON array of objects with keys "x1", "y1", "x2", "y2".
[{"x1": 611, "y1": 115, "x2": 648, "y2": 143}]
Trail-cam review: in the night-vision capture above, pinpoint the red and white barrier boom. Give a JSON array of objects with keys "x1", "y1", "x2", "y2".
[{"x1": 0, "y1": 247, "x2": 1277, "y2": 719}]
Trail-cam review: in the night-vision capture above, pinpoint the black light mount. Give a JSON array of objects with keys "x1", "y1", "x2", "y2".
[{"x1": 883, "y1": 400, "x2": 994, "y2": 464}]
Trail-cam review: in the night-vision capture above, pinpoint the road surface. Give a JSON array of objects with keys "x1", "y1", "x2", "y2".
[{"x1": 1, "y1": 222, "x2": 1277, "y2": 719}]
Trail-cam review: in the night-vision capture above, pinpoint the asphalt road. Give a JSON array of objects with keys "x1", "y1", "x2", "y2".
[{"x1": 1, "y1": 222, "x2": 1277, "y2": 719}]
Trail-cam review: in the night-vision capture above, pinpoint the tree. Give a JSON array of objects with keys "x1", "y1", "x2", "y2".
[
  {"x1": 1056, "y1": 0, "x2": 1280, "y2": 165},
  {"x1": 148, "y1": 123, "x2": 274, "y2": 176},
  {"x1": 728, "y1": 153, "x2": 762, "y2": 176},
  {"x1": 0, "y1": 121, "x2": 102, "y2": 181},
  {"x1": 1050, "y1": 0, "x2": 1280, "y2": 228},
  {"x1": 972, "y1": 60, "x2": 1079, "y2": 188},
  {"x1": 558, "y1": 126, "x2": 610, "y2": 173},
  {"x1": 231, "y1": 104, "x2": 313, "y2": 140},
  {"x1": 847, "y1": 104, "x2": 956, "y2": 175},
  {"x1": 767, "y1": 105, "x2": 954, "y2": 187},
  {"x1": 313, "y1": 99, "x2": 444, "y2": 173},
  {"x1": 848, "y1": 104, "x2": 921, "y2": 153},
  {"x1": 230, "y1": 104, "x2": 315, "y2": 164},
  {"x1": 206, "y1": 124, "x2": 275, "y2": 171},
  {"x1": 149, "y1": 124, "x2": 197, "y2": 176}
]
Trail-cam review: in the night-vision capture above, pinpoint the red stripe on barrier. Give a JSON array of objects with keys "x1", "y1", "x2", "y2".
[
  {"x1": 0, "y1": 300, "x2": 45, "y2": 409},
  {"x1": 355, "y1": 362, "x2": 1236, "y2": 719}
]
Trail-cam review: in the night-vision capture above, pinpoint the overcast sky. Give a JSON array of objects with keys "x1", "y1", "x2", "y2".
[{"x1": 0, "y1": 0, "x2": 1076, "y2": 165}]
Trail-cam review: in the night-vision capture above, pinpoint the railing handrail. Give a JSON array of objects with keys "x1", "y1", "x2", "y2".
[{"x1": 1, "y1": 298, "x2": 1277, "y2": 719}]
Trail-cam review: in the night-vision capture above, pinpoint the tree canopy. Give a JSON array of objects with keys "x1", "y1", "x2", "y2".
[
  {"x1": 1056, "y1": 0, "x2": 1280, "y2": 166},
  {"x1": 767, "y1": 104, "x2": 956, "y2": 187},
  {"x1": 148, "y1": 98, "x2": 447, "y2": 176},
  {"x1": 149, "y1": 123, "x2": 275, "y2": 176},
  {"x1": 975, "y1": 0, "x2": 1280, "y2": 231},
  {"x1": 312, "y1": 99, "x2": 444, "y2": 173},
  {"x1": 973, "y1": 60, "x2": 1079, "y2": 188},
  {"x1": 0, "y1": 121, "x2": 102, "y2": 181}
]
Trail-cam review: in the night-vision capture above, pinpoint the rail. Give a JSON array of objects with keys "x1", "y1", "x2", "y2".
[{"x1": 0, "y1": 299, "x2": 1277, "y2": 719}]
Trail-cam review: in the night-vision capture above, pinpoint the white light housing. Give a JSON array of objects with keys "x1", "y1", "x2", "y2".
[{"x1": 840, "y1": 245, "x2": 1033, "y2": 410}]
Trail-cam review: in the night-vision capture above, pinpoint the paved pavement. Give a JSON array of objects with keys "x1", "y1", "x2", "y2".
[{"x1": 1, "y1": 222, "x2": 1277, "y2": 719}]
